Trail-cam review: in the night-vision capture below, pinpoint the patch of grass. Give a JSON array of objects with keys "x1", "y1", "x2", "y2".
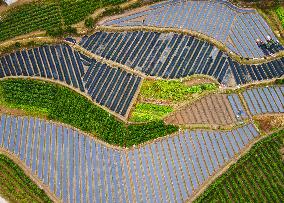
[
  {"x1": 275, "y1": 6, "x2": 284, "y2": 28},
  {"x1": 0, "y1": 78, "x2": 177, "y2": 147},
  {"x1": 130, "y1": 103, "x2": 173, "y2": 122},
  {"x1": 195, "y1": 129, "x2": 284, "y2": 202},
  {"x1": 0, "y1": 154, "x2": 52, "y2": 203},
  {"x1": 140, "y1": 79, "x2": 217, "y2": 102}
]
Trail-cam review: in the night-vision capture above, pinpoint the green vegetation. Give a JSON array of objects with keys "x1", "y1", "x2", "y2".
[
  {"x1": 275, "y1": 6, "x2": 284, "y2": 28},
  {"x1": 195, "y1": 130, "x2": 284, "y2": 202},
  {"x1": 0, "y1": 2, "x2": 62, "y2": 41},
  {"x1": 0, "y1": 0, "x2": 126, "y2": 41},
  {"x1": 130, "y1": 103, "x2": 173, "y2": 122},
  {"x1": 59, "y1": 0, "x2": 125, "y2": 25},
  {"x1": 0, "y1": 79, "x2": 177, "y2": 147},
  {"x1": 0, "y1": 154, "x2": 52, "y2": 203},
  {"x1": 275, "y1": 78, "x2": 284, "y2": 85},
  {"x1": 85, "y1": 17, "x2": 95, "y2": 28},
  {"x1": 140, "y1": 80, "x2": 217, "y2": 102}
]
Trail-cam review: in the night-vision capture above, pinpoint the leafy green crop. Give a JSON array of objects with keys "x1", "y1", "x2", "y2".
[
  {"x1": 0, "y1": 154, "x2": 52, "y2": 203},
  {"x1": 0, "y1": 0, "x2": 126, "y2": 42},
  {"x1": 0, "y1": 2, "x2": 62, "y2": 41},
  {"x1": 195, "y1": 130, "x2": 284, "y2": 202},
  {"x1": 130, "y1": 103, "x2": 173, "y2": 122},
  {"x1": 140, "y1": 80, "x2": 217, "y2": 102},
  {"x1": 275, "y1": 6, "x2": 284, "y2": 28},
  {"x1": 0, "y1": 79, "x2": 177, "y2": 147}
]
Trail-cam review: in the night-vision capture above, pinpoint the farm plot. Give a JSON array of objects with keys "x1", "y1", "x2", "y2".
[
  {"x1": 0, "y1": 45, "x2": 142, "y2": 118},
  {"x1": 0, "y1": 114, "x2": 260, "y2": 203},
  {"x1": 83, "y1": 59, "x2": 142, "y2": 117},
  {"x1": 80, "y1": 31, "x2": 232, "y2": 85},
  {"x1": 229, "y1": 57, "x2": 284, "y2": 85},
  {"x1": 0, "y1": 44, "x2": 85, "y2": 91},
  {"x1": 102, "y1": 0, "x2": 283, "y2": 58},
  {"x1": 0, "y1": 154, "x2": 52, "y2": 203},
  {"x1": 165, "y1": 93, "x2": 247, "y2": 126},
  {"x1": 195, "y1": 130, "x2": 284, "y2": 202},
  {"x1": 242, "y1": 85, "x2": 284, "y2": 115},
  {"x1": 80, "y1": 31, "x2": 283, "y2": 86}
]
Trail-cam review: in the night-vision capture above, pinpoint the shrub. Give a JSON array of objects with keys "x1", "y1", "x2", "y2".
[{"x1": 275, "y1": 78, "x2": 284, "y2": 84}]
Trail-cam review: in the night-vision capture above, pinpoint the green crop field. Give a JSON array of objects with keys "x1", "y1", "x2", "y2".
[
  {"x1": 0, "y1": 78, "x2": 177, "y2": 147},
  {"x1": 195, "y1": 130, "x2": 284, "y2": 202},
  {"x1": 0, "y1": 0, "x2": 126, "y2": 41},
  {"x1": 0, "y1": 154, "x2": 52, "y2": 203},
  {"x1": 140, "y1": 79, "x2": 217, "y2": 102},
  {"x1": 130, "y1": 103, "x2": 173, "y2": 122}
]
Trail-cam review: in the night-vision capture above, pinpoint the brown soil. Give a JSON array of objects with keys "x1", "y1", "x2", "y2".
[
  {"x1": 0, "y1": 106, "x2": 27, "y2": 116},
  {"x1": 0, "y1": 105, "x2": 49, "y2": 120},
  {"x1": 254, "y1": 114, "x2": 284, "y2": 134},
  {"x1": 183, "y1": 77, "x2": 216, "y2": 86},
  {"x1": 164, "y1": 94, "x2": 238, "y2": 126}
]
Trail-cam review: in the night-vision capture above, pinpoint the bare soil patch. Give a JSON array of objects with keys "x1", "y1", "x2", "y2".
[
  {"x1": 0, "y1": 0, "x2": 33, "y2": 13},
  {"x1": 183, "y1": 77, "x2": 216, "y2": 86},
  {"x1": 254, "y1": 114, "x2": 284, "y2": 133},
  {"x1": 0, "y1": 105, "x2": 48, "y2": 120},
  {"x1": 165, "y1": 94, "x2": 238, "y2": 126}
]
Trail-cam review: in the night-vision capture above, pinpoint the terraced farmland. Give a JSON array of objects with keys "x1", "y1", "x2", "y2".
[
  {"x1": 0, "y1": 45, "x2": 142, "y2": 118},
  {"x1": 83, "y1": 59, "x2": 142, "y2": 117},
  {"x1": 0, "y1": 114, "x2": 260, "y2": 203},
  {"x1": 229, "y1": 58, "x2": 284, "y2": 85},
  {"x1": 102, "y1": 0, "x2": 283, "y2": 58},
  {"x1": 0, "y1": 0, "x2": 284, "y2": 202},
  {"x1": 195, "y1": 130, "x2": 284, "y2": 202},
  {"x1": 243, "y1": 85, "x2": 284, "y2": 115},
  {"x1": 0, "y1": 154, "x2": 53, "y2": 203},
  {"x1": 79, "y1": 31, "x2": 284, "y2": 86},
  {"x1": 166, "y1": 85, "x2": 284, "y2": 127},
  {"x1": 165, "y1": 93, "x2": 248, "y2": 126}
]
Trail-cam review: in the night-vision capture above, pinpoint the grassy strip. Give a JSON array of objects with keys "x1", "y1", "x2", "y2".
[
  {"x1": 0, "y1": 78, "x2": 177, "y2": 147},
  {"x1": 130, "y1": 103, "x2": 173, "y2": 122},
  {"x1": 194, "y1": 129, "x2": 284, "y2": 202},
  {"x1": 140, "y1": 79, "x2": 217, "y2": 102},
  {"x1": 0, "y1": 154, "x2": 52, "y2": 203}
]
